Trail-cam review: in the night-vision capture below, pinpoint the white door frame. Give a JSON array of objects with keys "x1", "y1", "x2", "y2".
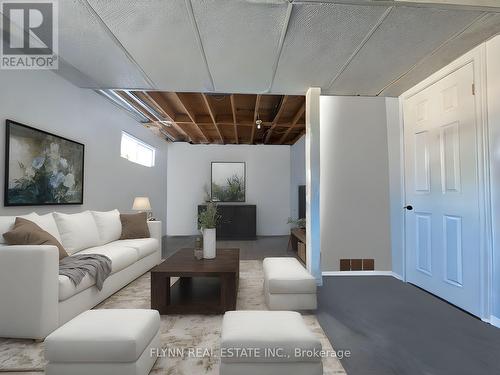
[{"x1": 399, "y1": 44, "x2": 493, "y2": 321}]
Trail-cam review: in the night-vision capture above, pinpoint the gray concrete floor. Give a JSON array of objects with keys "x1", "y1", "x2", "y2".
[
  {"x1": 317, "y1": 276, "x2": 500, "y2": 375},
  {"x1": 162, "y1": 235, "x2": 295, "y2": 260}
]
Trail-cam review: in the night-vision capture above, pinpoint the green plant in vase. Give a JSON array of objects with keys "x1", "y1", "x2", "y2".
[
  {"x1": 198, "y1": 201, "x2": 220, "y2": 229},
  {"x1": 198, "y1": 201, "x2": 221, "y2": 259}
]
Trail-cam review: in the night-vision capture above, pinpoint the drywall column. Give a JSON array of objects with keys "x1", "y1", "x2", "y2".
[
  {"x1": 306, "y1": 87, "x2": 322, "y2": 284},
  {"x1": 386, "y1": 98, "x2": 405, "y2": 279},
  {"x1": 320, "y1": 96, "x2": 391, "y2": 272},
  {"x1": 486, "y1": 36, "x2": 500, "y2": 323}
]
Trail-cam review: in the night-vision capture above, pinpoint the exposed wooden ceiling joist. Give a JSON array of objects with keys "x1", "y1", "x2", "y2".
[
  {"x1": 265, "y1": 95, "x2": 289, "y2": 144},
  {"x1": 230, "y1": 94, "x2": 238, "y2": 144},
  {"x1": 173, "y1": 92, "x2": 209, "y2": 143},
  {"x1": 251, "y1": 94, "x2": 262, "y2": 145},
  {"x1": 114, "y1": 91, "x2": 305, "y2": 145},
  {"x1": 114, "y1": 90, "x2": 179, "y2": 141},
  {"x1": 201, "y1": 93, "x2": 224, "y2": 143},
  {"x1": 277, "y1": 102, "x2": 306, "y2": 145},
  {"x1": 140, "y1": 91, "x2": 192, "y2": 142}
]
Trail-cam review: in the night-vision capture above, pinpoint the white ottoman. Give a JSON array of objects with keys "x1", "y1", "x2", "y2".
[
  {"x1": 220, "y1": 311, "x2": 323, "y2": 375},
  {"x1": 45, "y1": 309, "x2": 160, "y2": 375},
  {"x1": 263, "y1": 257, "x2": 317, "y2": 310}
]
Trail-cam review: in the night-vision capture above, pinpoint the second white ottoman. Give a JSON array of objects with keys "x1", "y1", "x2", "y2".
[
  {"x1": 45, "y1": 309, "x2": 160, "y2": 375},
  {"x1": 220, "y1": 310, "x2": 323, "y2": 375},
  {"x1": 263, "y1": 257, "x2": 317, "y2": 310}
]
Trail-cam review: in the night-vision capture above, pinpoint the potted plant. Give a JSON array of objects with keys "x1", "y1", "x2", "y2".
[
  {"x1": 287, "y1": 217, "x2": 306, "y2": 229},
  {"x1": 198, "y1": 201, "x2": 220, "y2": 259}
]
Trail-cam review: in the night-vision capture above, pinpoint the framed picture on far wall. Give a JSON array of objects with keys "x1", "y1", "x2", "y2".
[
  {"x1": 211, "y1": 162, "x2": 246, "y2": 202},
  {"x1": 4, "y1": 120, "x2": 85, "y2": 206}
]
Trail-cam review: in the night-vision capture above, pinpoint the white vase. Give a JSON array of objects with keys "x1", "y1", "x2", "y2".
[{"x1": 203, "y1": 228, "x2": 216, "y2": 259}]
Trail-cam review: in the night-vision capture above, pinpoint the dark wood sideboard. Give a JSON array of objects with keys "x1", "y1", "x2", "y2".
[
  {"x1": 289, "y1": 228, "x2": 306, "y2": 264},
  {"x1": 198, "y1": 204, "x2": 256, "y2": 240}
]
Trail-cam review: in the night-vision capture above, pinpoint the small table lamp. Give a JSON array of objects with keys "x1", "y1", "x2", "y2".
[{"x1": 132, "y1": 197, "x2": 152, "y2": 220}]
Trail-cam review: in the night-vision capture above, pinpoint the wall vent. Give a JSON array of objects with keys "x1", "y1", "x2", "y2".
[{"x1": 340, "y1": 259, "x2": 375, "y2": 271}]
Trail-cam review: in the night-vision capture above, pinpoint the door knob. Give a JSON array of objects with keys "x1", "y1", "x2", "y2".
[{"x1": 404, "y1": 205, "x2": 413, "y2": 211}]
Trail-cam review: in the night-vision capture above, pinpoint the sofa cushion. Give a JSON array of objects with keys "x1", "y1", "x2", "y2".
[
  {"x1": 120, "y1": 212, "x2": 150, "y2": 240},
  {"x1": 30, "y1": 213, "x2": 63, "y2": 243},
  {"x1": 58, "y1": 241, "x2": 144, "y2": 301},
  {"x1": 58, "y1": 274, "x2": 95, "y2": 301},
  {"x1": 0, "y1": 213, "x2": 38, "y2": 244},
  {"x1": 78, "y1": 243, "x2": 139, "y2": 274},
  {"x1": 111, "y1": 238, "x2": 158, "y2": 259},
  {"x1": 3, "y1": 217, "x2": 68, "y2": 260},
  {"x1": 45, "y1": 309, "x2": 160, "y2": 363},
  {"x1": 91, "y1": 209, "x2": 122, "y2": 245},
  {"x1": 263, "y1": 257, "x2": 316, "y2": 294},
  {"x1": 221, "y1": 311, "x2": 322, "y2": 364},
  {"x1": 54, "y1": 211, "x2": 100, "y2": 255}
]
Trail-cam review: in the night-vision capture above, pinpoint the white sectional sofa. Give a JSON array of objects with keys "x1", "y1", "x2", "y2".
[{"x1": 0, "y1": 210, "x2": 162, "y2": 339}]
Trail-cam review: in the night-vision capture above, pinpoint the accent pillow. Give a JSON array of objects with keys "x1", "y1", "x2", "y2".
[
  {"x1": 0, "y1": 213, "x2": 38, "y2": 244},
  {"x1": 53, "y1": 211, "x2": 100, "y2": 255},
  {"x1": 91, "y1": 209, "x2": 122, "y2": 245},
  {"x1": 3, "y1": 217, "x2": 68, "y2": 260},
  {"x1": 120, "y1": 213, "x2": 150, "y2": 240}
]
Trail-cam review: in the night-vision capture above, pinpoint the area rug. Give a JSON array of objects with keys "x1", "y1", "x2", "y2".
[{"x1": 0, "y1": 260, "x2": 346, "y2": 374}]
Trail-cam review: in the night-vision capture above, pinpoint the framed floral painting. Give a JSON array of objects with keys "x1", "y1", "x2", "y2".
[{"x1": 4, "y1": 120, "x2": 85, "y2": 206}]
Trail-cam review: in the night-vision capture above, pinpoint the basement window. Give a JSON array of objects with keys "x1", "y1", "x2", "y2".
[{"x1": 121, "y1": 132, "x2": 156, "y2": 167}]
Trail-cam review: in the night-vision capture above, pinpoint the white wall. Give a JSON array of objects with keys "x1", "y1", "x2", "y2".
[
  {"x1": 290, "y1": 135, "x2": 305, "y2": 219},
  {"x1": 0, "y1": 70, "x2": 168, "y2": 231},
  {"x1": 166, "y1": 143, "x2": 291, "y2": 236},
  {"x1": 320, "y1": 96, "x2": 392, "y2": 271},
  {"x1": 486, "y1": 35, "x2": 500, "y2": 319}
]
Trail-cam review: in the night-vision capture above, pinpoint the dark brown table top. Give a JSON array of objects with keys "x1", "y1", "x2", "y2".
[{"x1": 151, "y1": 248, "x2": 240, "y2": 275}]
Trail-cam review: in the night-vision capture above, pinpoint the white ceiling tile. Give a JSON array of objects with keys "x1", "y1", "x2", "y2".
[
  {"x1": 381, "y1": 13, "x2": 500, "y2": 96},
  {"x1": 19, "y1": 1, "x2": 498, "y2": 96},
  {"x1": 327, "y1": 6, "x2": 483, "y2": 96},
  {"x1": 190, "y1": 0, "x2": 290, "y2": 93},
  {"x1": 271, "y1": 3, "x2": 390, "y2": 94},
  {"x1": 58, "y1": 0, "x2": 152, "y2": 89},
  {"x1": 86, "y1": 0, "x2": 213, "y2": 92}
]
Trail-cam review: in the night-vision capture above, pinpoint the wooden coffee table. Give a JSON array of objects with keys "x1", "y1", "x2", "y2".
[{"x1": 151, "y1": 248, "x2": 240, "y2": 315}]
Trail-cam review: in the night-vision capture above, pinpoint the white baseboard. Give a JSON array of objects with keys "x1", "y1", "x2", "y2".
[
  {"x1": 490, "y1": 315, "x2": 500, "y2": 328},
  {"x1": 391, "y1": 272, "x2": 403, "y2": 280},
  {"x1": 322, "y1": 270, "x2": 401, "y2": 278}
]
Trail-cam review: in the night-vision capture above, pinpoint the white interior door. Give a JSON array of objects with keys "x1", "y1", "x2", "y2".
[{"x1": 403, "y1": 63, "x2": 481, "y2": 317}]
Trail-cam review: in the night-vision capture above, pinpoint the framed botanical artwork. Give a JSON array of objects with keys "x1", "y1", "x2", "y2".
[
  {"x1": 211, "y1": 162, "x2": 246, "y2": 202},
  {"x1": 4, "y1": 120, "x2": 85, "y2": 206}
]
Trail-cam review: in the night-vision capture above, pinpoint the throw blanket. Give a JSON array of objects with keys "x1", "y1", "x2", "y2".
[{"x1": 59, "y1": 254, "x2": 112, "y2": 291}]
